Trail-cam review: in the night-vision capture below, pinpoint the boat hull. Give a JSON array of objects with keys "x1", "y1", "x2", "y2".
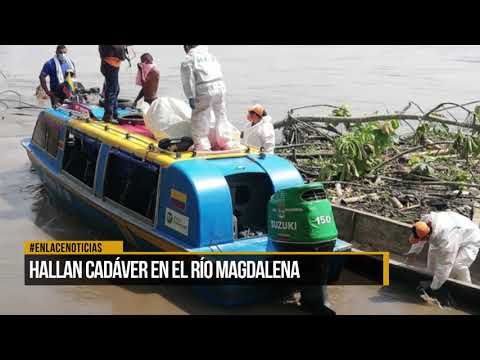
[
  {"x1": 25, "y1": 144, "x2": 349, "y2": 306},
  {"x1": 333, "y1": 204, "x2": 480, "y2": 311},
  {"x1": 21, "y1": 105, "x2": 351, "y2": 307}
]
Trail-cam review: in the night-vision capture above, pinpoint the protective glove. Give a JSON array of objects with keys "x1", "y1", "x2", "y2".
[
  {"x1": 416, "y1": 281, "x2": 455, "y2": 308},
  {"x1": 189, "y1": 98, "x2": 195, "y2": 110},
  {"x1": 416, "y1": 282, "x2": 435, "y2": 298},
  {"x1": 417, "y1": 280, "x2": 431, "y2": 291}
]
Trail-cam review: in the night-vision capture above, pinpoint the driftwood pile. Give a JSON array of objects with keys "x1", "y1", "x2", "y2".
[{"x1": 274, "y1": 102, "x2": 480, "y2": 224}]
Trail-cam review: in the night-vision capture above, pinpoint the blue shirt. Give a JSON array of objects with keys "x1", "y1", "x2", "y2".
[{"x1": 40, "y1": 58, "x2": 74, "y2": 93}]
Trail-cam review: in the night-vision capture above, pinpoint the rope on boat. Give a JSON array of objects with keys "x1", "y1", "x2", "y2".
[{"x1": 0, "y1": 89, "x2": 49, "y2": 118}]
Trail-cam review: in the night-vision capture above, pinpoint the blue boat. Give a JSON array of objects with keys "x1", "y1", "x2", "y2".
[{"x1": 22, "y1": 103, "x2": 351, "y2": 306}]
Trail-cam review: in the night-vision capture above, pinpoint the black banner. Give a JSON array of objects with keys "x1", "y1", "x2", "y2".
[{"x1": 25, "y1": 254, "x2": 386, "y2": 286}]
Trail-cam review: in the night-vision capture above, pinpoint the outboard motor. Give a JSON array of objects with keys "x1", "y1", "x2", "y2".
[
  {"x1": 268, "y1": 182, "x2": 338, "y2": 315},
  {"x1": 268, "y1": 182, "x2": 338, "y2": 250}
]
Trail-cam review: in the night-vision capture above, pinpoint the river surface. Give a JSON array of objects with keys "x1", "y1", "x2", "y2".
[{"x1": 1, "y1": 45, "x2": 479, "y2": 315}]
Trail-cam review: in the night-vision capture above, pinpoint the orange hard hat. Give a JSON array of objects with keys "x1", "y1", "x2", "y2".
[
  {"x1": 409, "y1": 221, "x2": 431, "y2": 244},
  {"x1": 248, "y1": 104, "x2": 265, "y2": 118}
]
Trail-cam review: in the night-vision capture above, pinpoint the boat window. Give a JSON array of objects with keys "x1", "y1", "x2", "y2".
[
  {"x1": 46, "y1": 122, "x2": 61, "y2": 157},
  {"x1": 104, "y1": 149, "x2": 159, "y2": 221},
  {"x1": 32, "y1": 113, "x2": 61, "y2": 157},
  {"x1": 225, "y1": 173, "x2": 273, "y2": 239},
  {"x1": 62, "y1": 129, "x2": 100, "y2": 188},
  {"x1": 32, "y1": 116, "x2": 47, "y2": 148}
]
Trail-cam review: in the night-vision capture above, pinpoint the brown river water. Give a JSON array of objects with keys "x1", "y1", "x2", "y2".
[{"x1": 1, "y1": 45, "x2": 479, "y2": 315}]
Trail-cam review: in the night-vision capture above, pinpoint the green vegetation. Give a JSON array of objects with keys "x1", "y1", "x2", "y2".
[
  {"x1": 331, "y1": 105, "x2": 351, "y2": 118},
  {"x1": 413, "y1": 122, "x2": 451, "y2": 144},
  {"x1": 277, "y1": 101, "x2": 480, "y2": 223},
  {"x1": 452, "y1": 131, "x2": 480, "y2": 160},
  {"x1": 285, "y1": 105, "x2": 480, "y2": 184}
]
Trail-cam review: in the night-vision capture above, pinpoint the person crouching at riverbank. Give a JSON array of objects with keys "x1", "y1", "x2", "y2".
[{"x1": 406, "y1": 210, "x2": 480, "y2": 306}]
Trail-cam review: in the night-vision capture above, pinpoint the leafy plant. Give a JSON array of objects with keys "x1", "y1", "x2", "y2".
[
  {"x1": 313, "y1": 159, "x2": 337, "y2": 181},
  {"x1": 333, "y1": 120, "x2": 399, "y2": 180},
  {"x1": 444, "y1": 166, "x2": 470, "y2": 183},
  {"x1": 411, "y1": 163, "x2": 436, "y2": 177},
  {"x1": 372, "y1": 120, "x2": 399, "y2": 152},
  {"x1": 413, "y1": 123, "x2": 430, "y2": 144},
  {"x1": 475, "y1": 105, "x2": 480, "y2": 119},
  {"x1": 407, "y1": 154, "x2": 423, "y2": 167},
  {"x1": 452, "y1": 131, "x2": 480, "y2": 160},
  {"x1": 331, "y1": 105, "x2": 351, "y2": 118},
  {"x1": 408, "y1": 154, "x2": 435, "y2": 167},
  {"x1": 414, "y1": 122, "x2": 451, "y2": 144}
]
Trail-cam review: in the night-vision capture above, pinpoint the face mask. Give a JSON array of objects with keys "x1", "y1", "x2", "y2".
[{"x1": 57, "y1": 53, "x2": 67, "y2": 62}]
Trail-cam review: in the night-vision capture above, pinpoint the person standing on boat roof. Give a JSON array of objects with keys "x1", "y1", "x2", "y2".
[
  {"x1": 242, "y1": 104, "x2": 275, "y2": 154},
  {"x1": 181, "y1": 45, "x2": 230, "y2": 151},
  {"x1": 39, "y1": 45, "x2": 76, "y2": 107},
  {"x1": 98, "y1": 45, "x2": 129, "y2": 123},
  {"x1": 406, "y1": 210, "x2": 480, "y2": 295},
  {"x1": 133, "y1": 53, "x2": 160, "y2": 108}
]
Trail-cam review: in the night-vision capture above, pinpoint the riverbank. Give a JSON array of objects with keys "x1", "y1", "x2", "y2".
[{"x1": 274, "y1": 102, "x2": 480, "y2": 225}]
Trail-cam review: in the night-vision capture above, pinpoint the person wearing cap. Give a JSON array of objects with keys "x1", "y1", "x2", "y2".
[
  {"x1": 39, "y1": 45, "x2": 76, "y2": 107},
  {"x1": 406, "y1": 210, "x2": 480, "y2": 293},
  {"x1": 242, "y1": 104, "x2": 275, "y2": 154}
]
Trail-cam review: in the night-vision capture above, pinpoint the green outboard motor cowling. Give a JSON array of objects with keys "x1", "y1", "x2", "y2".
[{"x1": 268, "y1": 182, "x2": 338, "y2": 247}]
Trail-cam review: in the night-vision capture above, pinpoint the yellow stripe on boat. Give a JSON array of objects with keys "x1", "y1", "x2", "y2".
[{"x1": 69, "y1": 118, "x2": 259, "y2": 167}]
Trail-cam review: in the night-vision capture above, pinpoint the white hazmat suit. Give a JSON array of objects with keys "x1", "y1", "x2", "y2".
[
  {"x1": 407, "y1": 211, "x2": 480, "y2": 290},
  {"x1": 242, "y1": 115, "x2": 275, "y2": 154},
  {"x1": 181, "y1": 46, "x2": 235, "y2": 151}
]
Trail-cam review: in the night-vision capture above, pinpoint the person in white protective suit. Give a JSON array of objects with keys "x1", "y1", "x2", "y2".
[
  {"x1": 242, "y1": 104, "x2": 275, "y2": 154},
  {"x1": 181, "y1": 45, "x2": 236, "y2": 151},
  {"x1": 405, "y1": 211, "x2": 480, "y2": 295}
]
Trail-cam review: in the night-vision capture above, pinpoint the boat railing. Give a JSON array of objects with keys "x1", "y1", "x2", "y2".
[
  {"x1": 68, "y1": 114, "x2": 257, "y2": 160},
  {"x1": 55, "y1": 106, "x2": 90, "y2": 121}
]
